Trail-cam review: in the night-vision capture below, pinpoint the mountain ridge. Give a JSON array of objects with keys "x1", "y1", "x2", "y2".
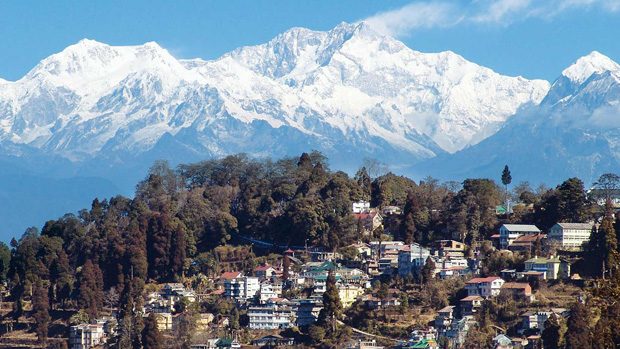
[
  {"x1": 413, "y1": 50, "x2": 620, "y2": 185},
  {"x1": 0, "y1": 22, "x2": 549, "y2": 164},
  {"x1": 2, "y1": 22, "x2": 617, "y2": 241}
]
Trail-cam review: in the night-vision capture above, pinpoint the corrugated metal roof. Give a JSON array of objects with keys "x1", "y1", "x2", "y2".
[
  {"x1": 502, "y1": 224, "x2": 540, "y2": 232},
  {"x1": 555, "y1": 222, "x2": 593, "y2": 229}
]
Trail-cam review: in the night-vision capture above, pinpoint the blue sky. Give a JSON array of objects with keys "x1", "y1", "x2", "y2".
[{"x1": 1, "y1": 0, "x2": 620, "y2": 82}]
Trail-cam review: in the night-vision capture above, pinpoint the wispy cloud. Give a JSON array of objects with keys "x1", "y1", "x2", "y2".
[
  {"x1": 472, "y1": 0, "x2": 533, "y2": 24},
  {"x1": 363, "y1": 2, "x2": 463, "y2": 38},
  {"x1": 362, "y1": 0, "x2": 620, "y2": 37}
]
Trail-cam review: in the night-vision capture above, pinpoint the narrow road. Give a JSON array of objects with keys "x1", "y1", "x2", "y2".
[{"x1": 336, "y1": 320, "x2": 400, "y2": 343}]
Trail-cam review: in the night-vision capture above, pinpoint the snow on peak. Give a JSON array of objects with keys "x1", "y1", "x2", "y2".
[
  {"x1": 0, "y1": 22, "x2": 553, "y2": 166},
  {"x1": 22, "y1": 39, "x2": 195, "y2": 95},
  {"x1": 561, "y1": 51, "x2": 620, "y2": 84}
]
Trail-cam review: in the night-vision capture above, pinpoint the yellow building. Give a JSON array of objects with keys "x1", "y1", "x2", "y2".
[
  {"x1": 338, "y1": 285, "x2": 364, "y2": 308},
  {"x1": 155, "y1": 313, "x2": 173, "y2": 331}
]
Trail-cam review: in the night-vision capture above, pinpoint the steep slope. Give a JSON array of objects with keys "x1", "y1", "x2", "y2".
[
  {"x1": 221, "y1": 22, "x2": 550, "y2": 152},
  {"x1": 414, "y1": 51, "x2": 620, "y2": 185}
]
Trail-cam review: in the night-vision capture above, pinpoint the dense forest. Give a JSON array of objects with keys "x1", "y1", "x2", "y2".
[{"x1": 0, "y1": 152, "x2": 609, "y2": 346}]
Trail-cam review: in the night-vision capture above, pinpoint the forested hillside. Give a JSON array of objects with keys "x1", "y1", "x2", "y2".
[{"x1": 0, "y1": 152, "x2": 606, "y2": 346}]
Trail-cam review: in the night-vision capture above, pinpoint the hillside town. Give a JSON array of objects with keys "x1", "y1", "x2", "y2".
[
  {"x1": 2, "y1": 154, "x2": 619, "y2": 349},
  {"x1": 63, "y1": 195, "x2": 599, "y2": 349}
]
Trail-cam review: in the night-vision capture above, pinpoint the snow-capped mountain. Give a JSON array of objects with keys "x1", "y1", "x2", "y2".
[
  {"x1": 0, "y1": 22, "x2": 549, "y2": 170},
  {"x1": 0, "y1": 22, "x2": 558, "y2": 240},
  {"x1": 414, "y1": 51, "x2": 620, "y2": 185}
]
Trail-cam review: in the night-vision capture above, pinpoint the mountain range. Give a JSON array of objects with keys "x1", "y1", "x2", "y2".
[
  {"x1": 0, "y1": 21, "x2": 619, "y2": 240},
  {"x1": 414, "y1": 51, "x2": 620, "y2": 185}
]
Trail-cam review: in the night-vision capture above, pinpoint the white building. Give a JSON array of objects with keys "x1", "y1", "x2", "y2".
[
  {"x1": 224, "y1": 276, "x2": 260, "y2": 300},
  {"x1": 397, "y1": 243, "x2": 432, "y2": 277},
  {"x1": 248, "y1": 303, "x2": 295, "y2": 330},
  {"x1": 258, "y1": 282, "x2": 283, "y2": 303},
  {"x1": 352, "y1": 200, "x2": 371, "y2": 213},
  {"x1": 465, "y1": 277, "x2": 505, "y2": 297},
  {"x1": 499, "y1": 224, "x2": 541, "y2": 249},
  {"x1": 70, "y1": 324, "x2": 105, "y2": 349},
  {"x1": 548, "y1": 223, "x2": 593, "y2": 249}
]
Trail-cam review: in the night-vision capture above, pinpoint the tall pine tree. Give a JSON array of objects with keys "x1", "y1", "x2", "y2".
[
  {"x1": 319, "y1": 269, "x2": 342, "y2": 331},
  {"x1": 542, "y1": 313, "x2": 562, "y2": 349},
  {"x1": 598, "y1": 201, "x2": 619, "y2": 278},
  {"x1": 169, "y1": 223, "x2": 187, "y2": 280},
  {"x1": 565, "y1": 301, "x2": 591, "y2": 349},
  {"x1": 77, "y1": 259, "x2": 104, "y2": 319},
  {"x1": 32, "y1": 278, "x2": 51, "y2": 344},
  {"x1": 142, "y1": 313, "x2": 163, "y2": 349}
]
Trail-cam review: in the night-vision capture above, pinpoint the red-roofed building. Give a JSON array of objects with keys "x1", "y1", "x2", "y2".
[
  {"x1": 508, "y1": 234, "x2": 545, "y2": 252},
  {"x1": 254, "y1": 263, "x2": 276, "y2": 279},
  {"x1": 501, "y1": 282, "x2": 534, "y2": 301},
  {"x1": 220, "y1": 271, "x2": 243, "y2": 280},
  {"x1": 466, "y1": 277, "x2": 505, "y2": 297},
  {"x1": 354, "y1": 212, "x2": 383, "y2": 232}
]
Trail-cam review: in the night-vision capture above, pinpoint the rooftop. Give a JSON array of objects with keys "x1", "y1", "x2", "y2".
[
  {"x1": 502, "y1": 224, "x2": 540, "y2": 232},
  {"x1": 461, "y1": 295, "x2": 484, "y2": 301},
  {"x1": 555, "y1": 222, "x2": 594, "y2": 229},
  {"x1": 512, "y1": 234, "x2": 545, "y2": 243},
  {"x1": 467, "y1": 276, "x2": 502, "y2": 284},
  {"x1": 526, "y1": 256, "x2": 562, "y2": 263},
  {"x1": 220, "y1": 271, "x2": 243, "y2": 280},
  {"x1": 501, "y1": 282, "x2": 531, "y2": 290}
]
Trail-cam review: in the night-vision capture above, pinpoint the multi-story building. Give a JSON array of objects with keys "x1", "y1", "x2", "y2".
[
  {"x1": 338, "y1": 284, "x2": 365, "y2": 308},
  {"x1": 293, "y1": 298, "x2": 323, "y2": 326},
  {"x1": 465, "y1": 277, "x2": 505, "y2": 297},
  {"x1": 433, "y1": 240, "x2": 467, "y2": 259},
  {"x1": 548, "y1": 222, "x2": 593, "y2": 249},
  {"x1": 354, "y1": 212, "x2": 383, "y2": 232},
  {"x1": 500, "y1": 282, "x2": 533, "y2": 301},
  {"x1": 524, "y1": 256, "x2": 570, "y2": 279},
  {"x1": 435, "y1": 306, "x2": 455, "y2": 328},
  {"x1": 520, "y1": 308, "x2": 568, "y2": 334},
  {"x1": 155, "y1": 313, "x2": 173, "y2": 331},
  {"x1": 254, "y1": 263, "x2": 276, "y2": 279},
  {"x1": 397, "y1": 243, "x2": 431, "y2": 277},
  {"x1": 258, "y1": 282, "x2": 282, "y2": 303},
  {"x1": 70, "y1": 324, "x2": 105, "y2": 349},
  {"x1": 499, "y1": 224, "x2": 541, "y2": 249},
  {"x1": 248, "y1": 303, "x2": 295, "y2": 330},
  {"x1": 224, "y1": 276, "x2": 260, "y2": 300},
  {"x1": 460, "y1": 295, "x2": 483, "y2": 316}
]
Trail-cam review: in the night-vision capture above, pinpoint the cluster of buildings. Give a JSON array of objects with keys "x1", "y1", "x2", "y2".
[
  {"x1": 230, "y1": 258, "x2": 371, "y2": 330},
  {"x1": 494, "y1": 222, "x2": 594, "y2": 252},
  {"x1": 65, "y1": 199, "x2": 596, "y2": 349},
  {"x1": 69, "y1": 317, "x2": 116, "y2": 349}
]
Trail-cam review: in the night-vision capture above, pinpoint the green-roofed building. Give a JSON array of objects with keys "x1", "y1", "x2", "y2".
[
  {"x1": 409, "y1": 339, "x2": 441, "y2": 348},
  {"x1": 524, "y1": 255, "x2": 570, "y2": 279}
]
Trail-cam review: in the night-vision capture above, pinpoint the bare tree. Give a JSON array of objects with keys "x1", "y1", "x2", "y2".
[
  {"x1": 363, "y1": 157, "x2": 388, "y2": 179},
  {"x1": 593, "y1": 173, "x2": 620, "y2": 202}
]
